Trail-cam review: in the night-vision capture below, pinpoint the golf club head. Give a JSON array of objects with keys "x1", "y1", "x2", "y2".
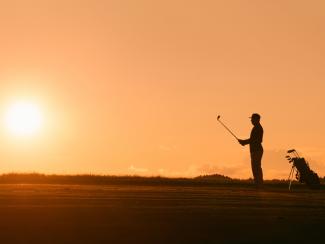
[
  {"x1": 285, "y1": 155, "x2": 291, "y2": 159},
  {"x1": 287, "y1": 149, "x2": 296, "y2": 153},
  {"x1": 217, "y1": 115, "x2": 221, "y2": 120}
]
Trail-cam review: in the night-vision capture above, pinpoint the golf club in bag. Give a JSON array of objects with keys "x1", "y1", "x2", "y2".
[
  {"x1": 286, "y1": 149, "x2": 320, "y2": 190},
  {"x1": 216, "y1": 115, "x2": 238, "y2": 140}
]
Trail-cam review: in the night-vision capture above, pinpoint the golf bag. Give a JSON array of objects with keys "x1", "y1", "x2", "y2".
[{"x1": 286, "y1": 149, "x2": 320, "y2": 190}]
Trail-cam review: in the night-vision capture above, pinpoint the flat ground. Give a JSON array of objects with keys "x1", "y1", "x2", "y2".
[{"x1": 0, "y1": 184, "x2": 324, "y2": 244}]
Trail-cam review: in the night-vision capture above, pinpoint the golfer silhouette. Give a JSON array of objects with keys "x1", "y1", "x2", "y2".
[{"x1": 238, "y1": 113, "x2": 264, "y2": 186}]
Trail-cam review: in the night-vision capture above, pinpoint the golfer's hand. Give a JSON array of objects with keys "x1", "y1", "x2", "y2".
[{"x1": 238, "y1": 139, "x2": 245, "y2": 146}]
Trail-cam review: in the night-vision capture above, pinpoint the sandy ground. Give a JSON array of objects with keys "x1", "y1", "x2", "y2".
[{"x1": 0, "y1": 184, "x2": 324, "y2": 244}]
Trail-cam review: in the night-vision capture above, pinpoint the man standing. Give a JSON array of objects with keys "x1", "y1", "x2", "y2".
[{"x1": 238, "y1": 113, "x2": 264, "y2": 186}]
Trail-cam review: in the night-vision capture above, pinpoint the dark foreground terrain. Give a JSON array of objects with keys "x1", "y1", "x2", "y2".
[{"x1": 0, "y1": 183, "x2": 324, "y2": 244}]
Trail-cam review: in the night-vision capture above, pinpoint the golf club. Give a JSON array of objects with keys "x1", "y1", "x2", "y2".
[
  {"x1": 287, "y1": 149, "x2": 300, "y2": 158},
  {"x1": 216, "y1": 115, "x2": 239, "y2": 140}
]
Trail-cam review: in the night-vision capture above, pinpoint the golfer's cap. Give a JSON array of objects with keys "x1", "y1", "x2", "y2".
[{"x1": 249, "y1": 113, "x2": 261, "y2": 119}]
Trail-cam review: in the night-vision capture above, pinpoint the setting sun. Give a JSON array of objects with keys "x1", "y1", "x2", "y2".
[{"x1": 5, "y1": 101, "x2": 43, "y2": 136}]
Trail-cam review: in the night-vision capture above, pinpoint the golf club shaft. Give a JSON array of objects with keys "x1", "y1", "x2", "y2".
[{"x1": 217, "y1": 120, "x2": 238, "y2": 140}]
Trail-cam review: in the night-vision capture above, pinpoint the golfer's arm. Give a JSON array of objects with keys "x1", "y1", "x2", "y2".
[{"x1": 241, "y1": 139, "x2": 250, "y2": 145}]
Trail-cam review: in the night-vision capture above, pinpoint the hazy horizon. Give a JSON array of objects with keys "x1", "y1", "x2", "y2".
[{"x1": 0, "y1": 0, "x2": 324, "y2": 179}]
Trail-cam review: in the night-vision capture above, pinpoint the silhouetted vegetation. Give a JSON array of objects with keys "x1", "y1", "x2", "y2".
[
  {"x1": 195, "y1": 173, "x2": 232, "y2": 181},
  {"x1": 0, "y1": 173, "x2": 323, "y2": 189}
]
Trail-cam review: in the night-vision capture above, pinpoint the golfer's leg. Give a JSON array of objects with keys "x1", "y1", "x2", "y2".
[
  {"x1": 250, "y1": 153, "x2": 258, "y2": 184},
  {"x1": 255, "y1": 151, "x2": 263, "y2": 185},
  {"x1": 251, "y1": 151, "x2": 263, "y2": 185}
]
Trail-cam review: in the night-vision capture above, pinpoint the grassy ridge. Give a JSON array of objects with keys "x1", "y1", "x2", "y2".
[
  {"x1": 0, "y1": 173, "x2": 323, "y2": 189},
  {"x1": 0, "y1": 173, "x2": 232, "y2": 186}
]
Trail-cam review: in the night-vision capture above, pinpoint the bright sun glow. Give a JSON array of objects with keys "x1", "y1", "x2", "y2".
[{"x1": 5, "y1": 102, "x2": 43, "y2": 136}]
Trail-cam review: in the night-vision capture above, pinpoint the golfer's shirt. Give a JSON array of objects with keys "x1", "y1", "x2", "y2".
[{"x1": 249, "y1": 124, "x2": 263, "y2": 153}]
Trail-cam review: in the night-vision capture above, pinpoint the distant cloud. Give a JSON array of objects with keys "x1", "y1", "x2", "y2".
[
  {"x1": 158, "y1": 168, "x2": 166, "y2": 174},
  {"x1": 155, "y1": 163, "x2": 250, "y2": 179},
  {"x1": 128, "y1": 165, "x2": 149, "y2": 174},
  {"x1": 197, "y1": 163, "x2": 249, "y2": 178}
]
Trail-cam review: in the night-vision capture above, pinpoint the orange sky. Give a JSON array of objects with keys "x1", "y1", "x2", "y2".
[{"x1": 0, "y1": 0, "x2": 324, "y2": 178}]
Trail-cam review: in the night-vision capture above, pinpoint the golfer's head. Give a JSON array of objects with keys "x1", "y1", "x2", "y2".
[{"x1": 250, "y1": 113, "x2": 261, "y2": 125}]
